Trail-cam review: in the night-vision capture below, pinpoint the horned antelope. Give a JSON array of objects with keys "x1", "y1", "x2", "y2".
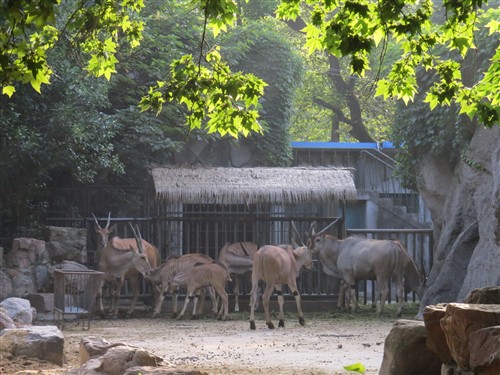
[
  {"x1": 311, "y1": 222, "x2": 426, "y2": 316},
  {"x1": 177, "y1": 261, "x2": 232, "y2": 321},
  {"x1": 93, "y1": 213, "x2": 161, "y2": 317},
  {"x1": 218, "y1": 241, "x2": 259, "y2": 312},
  {"x1": 147, "y1": 253, "x2": 218, "y2": 318},
  {"x1": 249, "y1": 243, "x2": 313, "y2": 330}
]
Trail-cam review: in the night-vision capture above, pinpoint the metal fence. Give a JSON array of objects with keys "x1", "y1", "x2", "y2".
[
  {"x1": 85, "y1": 215, "x2": 432, "y2": 309},
  {"x1": 346, "y1": 228, "x2": 433, "y2": 305}
]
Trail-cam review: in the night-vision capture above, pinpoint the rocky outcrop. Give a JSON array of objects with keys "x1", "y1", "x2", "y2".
[
  {"x1": 379, "y1": 319, "x2": 441, "y2": 375},
  {"x1": 0, "y1": 227, "x2": 88, "y2": 301},
  {"x1": 382, "y1": 287, "x2": 500, "y2": 375},
  {"x1": 0, "y1": 297, "x2": 35, "y2": 326},
  {"x1": 0, "y1": 307, "x2": 16, "y2": 329},
  {"x1": 78, "y1": 336, "x2": 205, "y2": 375},
  {"x1": 417, "y1": 126, "x2": 500, "y2": 317},
  {"x1": 0, "y1": 325, "x2": 64, "y2": 366},
  {"x1": 424, "y1": 302, "x2": 500, "y2": 374}
]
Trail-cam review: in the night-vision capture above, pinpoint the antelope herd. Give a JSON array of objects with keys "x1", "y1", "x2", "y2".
[{"x1": 91, "y1": 214, "x2": 426, "y2": 328}]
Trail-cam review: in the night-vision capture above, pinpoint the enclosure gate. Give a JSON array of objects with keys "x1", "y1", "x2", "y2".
[{"x1": 53, "y1": 269, "x2": 105, "y2": 329}]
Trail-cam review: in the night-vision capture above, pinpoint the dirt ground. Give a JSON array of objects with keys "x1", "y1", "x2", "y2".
[{"x1": 0, "y1": 303, "x2": 421, "y2": 375}]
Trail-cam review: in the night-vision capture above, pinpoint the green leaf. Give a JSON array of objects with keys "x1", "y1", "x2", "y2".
[
  {"x1": 344, "y1": 362, "x2": 366, "y2": 374},
  {"x1": 2, "y1": 85, "x2": 16, "y2": 97}
]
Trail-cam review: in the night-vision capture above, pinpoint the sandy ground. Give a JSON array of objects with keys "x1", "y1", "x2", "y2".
[{"x1": 0, "y1": 303, "x2": 421, "y2": 375}]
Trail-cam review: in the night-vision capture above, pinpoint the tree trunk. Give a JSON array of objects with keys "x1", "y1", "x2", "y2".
[{"x1": 285, "y1": 18, "x2": 374, "y2": 143}]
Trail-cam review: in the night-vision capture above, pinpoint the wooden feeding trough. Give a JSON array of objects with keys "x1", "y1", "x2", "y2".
[{"x1": 53, "y1": 269, "x2": 105, "y2": 329}]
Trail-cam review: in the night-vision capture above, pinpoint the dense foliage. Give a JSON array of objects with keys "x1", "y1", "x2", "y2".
[
  {"x1": 391, "y1": 8, "x2": 500, "y2": 189},
  {"x1": 1, "y1": 0, "x2": 498, "y2": 132},
  {"x1": 0, "y1": 1, "x2": 302, "y2": 244},
  {"x1": 221, "y1": 20, "x2": 303, "y2": 165}
]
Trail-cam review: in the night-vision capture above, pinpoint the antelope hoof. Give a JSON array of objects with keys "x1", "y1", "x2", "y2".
[
  {"x1": 171, "y1": 313, "x2": 178, "y2": 319},
  {"x1": 267, "y1": 322, "x2": 275, "y2": 329},
  {"x1": 176, "y1": 315, "x2": 183, "y2": 320},
  {"x1": 278, "y1": 319, "x2": 285, "y2": 328},
  {"x1": 298, "y1": 316, "x2": 305, "y2": 326},
  {"x1": 190, "y1": 314, "x2": 199, "y2": 320},
  {"x1": 250, "y1": 321, "x2": 256, "y2": 330}
]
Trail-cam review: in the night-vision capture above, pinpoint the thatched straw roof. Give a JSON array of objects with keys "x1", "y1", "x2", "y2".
[{"x1": 151, "y1": 167, "x2": 356, "y2": 204}]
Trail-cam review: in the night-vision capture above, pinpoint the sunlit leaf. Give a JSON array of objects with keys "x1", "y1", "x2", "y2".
[
  {"x1": 2, "y1": 86, "x2": 16, "y2": 97},
  {"x1": 344, "y1": 362, "x2": 366, "y2": 373}
]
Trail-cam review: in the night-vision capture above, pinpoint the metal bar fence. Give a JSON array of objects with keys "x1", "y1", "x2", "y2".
[
  {"x1": 84, "y1": 216, "x2": 432, "y2": 311},
  {"x1": 346, "y1": 228, "x2": 433, "y2": 306}
]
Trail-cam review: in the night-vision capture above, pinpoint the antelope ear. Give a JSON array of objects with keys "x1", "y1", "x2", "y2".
[{"x1": 109, "y1": 224, "x2": 117, "y2": 233}]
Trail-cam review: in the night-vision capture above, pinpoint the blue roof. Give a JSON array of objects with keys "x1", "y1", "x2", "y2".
[{"x1": 290, "y1": 142, "x2": 395, "y2": 150}]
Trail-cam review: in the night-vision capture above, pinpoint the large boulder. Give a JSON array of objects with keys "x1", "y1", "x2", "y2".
[
  {"x1": 79, "y1": 336, "x2": 171, "y2": 375},
  {"x1": 464, "y1": 286, "x2": 500, "y2": 304},
  {"x1": 46, "y1": 226, "x2": 87, "y2": 242},
  {"x1": 440, "y1": 303, "x2": 500, "y2": 370},
  {"x1": 0, "y1": 325, "x2": 64, "y2": 366},
  {"x1": 468, "y1": 326, "x2": 500, "y2": 375},
  {"x1": 379, "y1": 319, "x2": 441, "y2": 375},
  {"x1": 80, "y1": 336, "x2": 128, "y2": 365},
  {"x1": 5, "y1": 238, "x2": 47, "y2": 268},
  {"x1": 45, "y1": 226, "x2": 88, "y2": 264},
  {"x1": 0, "y1": 297, "x2": 34, "y2": 326},
  {"x1": 0, "y1": 307, "x2": 16, "y2": 330},
  {"x1": 423, "y1": 304, "x2": 452, "y2": 364},
  {"x1": 11, "y1": 268, "x2": 35, "y2": 297},
  {"x1": 46, "y1": 240, "x2": 87, "y2": 263}
]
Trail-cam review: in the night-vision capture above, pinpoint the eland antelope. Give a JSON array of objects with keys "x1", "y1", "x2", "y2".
[
  {"x1": 147, "y1": 253, "x2": 218, "y2": 318},
  {"x1": 249, "y1": 243, "x2": 313, "y2": 330},
  {"x1": 218, "y1": 241, "x2": 259, "y2": 312},
  {"x1": 311, "y1": 228, "x2": 425, "y2": 316},
  {"x1": 93, "y1": 213, "x2": 161, "y2": 316},
  {"x1": 177, "y1": 261, "x2": 232, "y2": 321}
]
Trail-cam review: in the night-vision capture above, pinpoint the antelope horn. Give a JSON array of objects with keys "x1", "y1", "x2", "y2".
[
  {"x1": 307, "y1": 221, "x2": 317, "y2": 238},
  {"x1": 290, "y1": 220, "x2": 305, "y2": 246},
  {"x1": 128, "y1": 223, "x2": 144, "y2": 253},
  {"x1": 105, "y1": 212, "x2": 111, "y2": 229},
  {"x1": 316, "y1": 217, "x2": 342, "y2": 236},
  {"x1": 92, "y1": 213, "x2": 101, "y2": 229}
]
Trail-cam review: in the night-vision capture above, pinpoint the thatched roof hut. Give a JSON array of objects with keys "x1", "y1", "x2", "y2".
[{"x1": 151, "y1": 167, "x2": 356, "y2": 205}]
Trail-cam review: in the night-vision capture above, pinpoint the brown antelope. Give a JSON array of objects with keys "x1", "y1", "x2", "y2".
[
  {"x1": 177, "y1": 261, "x2": 232, "y2": 321},
  {"x1": 147, "y1": 253, "x2": 218, "y2": 318},
  {"x1": 311, "y1": 225, "x2": 426, "y2": 316},
  {"x1": 249, "y1": 243, "x2": 313, "y2": 330},
  {"x1": 218, "y1": 241, "x2": 259, "y2": 312},
  {"x1": 93, "y1": 213, "x2": 161, "y2": 316}
]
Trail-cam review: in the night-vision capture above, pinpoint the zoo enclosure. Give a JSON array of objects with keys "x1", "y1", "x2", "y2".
[{"x1": 85, "y1": 213, "x2": 433, "y2": 307}]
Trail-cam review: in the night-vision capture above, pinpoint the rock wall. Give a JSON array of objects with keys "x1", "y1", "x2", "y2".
[
  {"x1": 417, "y1": 125, "x2": 500, "y2": 317},
  {"x1": 0, "y1": 227, "x2": 88, "y2": 300}
]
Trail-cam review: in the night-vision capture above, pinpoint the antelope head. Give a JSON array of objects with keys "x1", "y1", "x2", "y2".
[
  {"x1": 92, "y1": 212, "x2": 116, "y2": 248},
  {"x1": 128, "y1": 223, "x2": 153, "y2": 278}
]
